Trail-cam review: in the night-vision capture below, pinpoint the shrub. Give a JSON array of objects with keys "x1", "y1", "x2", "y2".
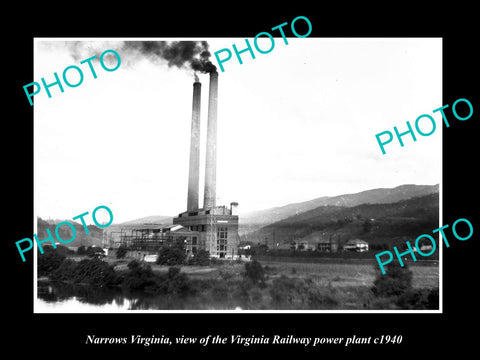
[
  {"x1": 116, "y1": 245, "x2": 128, "y2": 259},
  {"x1": 306, "y1": 287, "x2": 339, "y2": 309},
  {"x1": 370, "y1": 297, "x2": 399, "y2": 310},
  {"x1": 85, "y1": 246, "x2": 105, "y2": 258},
  {"x1": 158, "y1": 267, "x2": 193, "y2": 297},
  {"x1": 211, "y1": 281, "x2": 230, "y2": 300},
  {"x1": 122, "y1": 260, "x2": 157, "y2": 291},
  {"x1": 156, "y1": 245, "x2": 186, "y2": 266},
  {"x1": 371, "y1": 261, "x2": 413, "y2": 297},
  {"x1": 396, "y1": 288, "x2": 439, "y2": 310},
  {"x1": 71, "y1": 258, "x2": 117, "y2": 287},
  {"x1": 234, "y1": 279, "x2": 257, "y2": 305},
  {"x1": 38, "y1": 247, "x2": 66, "y2": 276},
  {"x1": 218, "y1": 269, "x2": 235, "y2": 281},
  {"x1": 187, "y1": 249, "x2": 210, "y2": 266},
  {"x1": 427, "y1": 288, "x2": 439, "y2": 308},
  {"x1": 127, "y1": 259, "x2": 142, "y2": 270},
  {"x1": 50, "y1": 259, "x2": 78, "y2": 282},
  {"x1": 243, "y1": 260, "x2": 265, "y2": 285},
  {"x1": 269, "y1": 275, "x2": 307, "y2": 306}
]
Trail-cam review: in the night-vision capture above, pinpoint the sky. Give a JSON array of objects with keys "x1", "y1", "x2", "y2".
[{"x1": 34, "y1": 37, "x2": 442, "y2": 224}]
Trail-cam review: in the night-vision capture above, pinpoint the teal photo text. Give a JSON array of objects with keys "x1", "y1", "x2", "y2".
[
  {"x1": 375, "y1": 217, "x2": 473, "y2": 274},
  {"x1": 214, "y1": 16, "x2": 312, "y2": 72},
  {"x1": 16, "y1": 205, "x2": 114, "y2": 262},
  {"x1": 23, "y1": 49, "x2": 121, "y2": 106},
  {"x1": 375, "y1": 98, "x2": 473, "y2": 154}
]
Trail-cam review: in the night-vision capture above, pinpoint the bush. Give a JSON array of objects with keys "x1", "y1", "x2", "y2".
[
  {"x1": 211, "y1": 281, "x2": 230, "y2": 300},
  {"x1": 156, "y1": 245, "x2": 186, "y2": 266},
  {"x1": 71, "y1": 258, "x2": 117, "y2": 287},
  {"x1": 427, "y1": 287, "x2": 439, "y2": 308},
  {"x1": 116, "y1": 245, "x2": 128, "y2": 259},
  {"x1": 50, "y1": 259, "x2": 78, "y2": 282},
  {"x1": 122, "y1": 262, "x2": 193, "y2": 297},
  {"x1": 122, "y1": 260, "x2": 157, "y2": 291},
  {"x1": 268, "y1": 276, "x2": 340, "y2": 309},
  {"x1": 306, "y1": 287, "x2": 339, "y2": 308},
  {"x1": 127, "y1": 259, "x2": 142, "y2": 270},
  {"x1": 38, "y1": 247, "x2": 66, "y2": 276},
  {"x1": 396, "y1": 288, "x2": 439, "y2": 310},
  {"x1": 371, "y1": 262, "x2": 413, "y2": 297},
  {"x1": 157, "y1": 267, "x2": 193, "y2": 297},
  {"x1": 269, "y1": 275, "x2": 306, "y2": 307},
  {"x1": 85, "y1": 246, "x2": 105, "y2": 258},
  {"x1": 187, "y1": 249, "x2": 210, "y2": 266},
  {"x1": 243, "y1": 260, "x2": 265, "y2": 285}
]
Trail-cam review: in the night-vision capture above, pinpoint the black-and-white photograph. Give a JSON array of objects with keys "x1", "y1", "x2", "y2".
[{"x1": 33, "y1": 37, "x2": 442, "y2": 312}]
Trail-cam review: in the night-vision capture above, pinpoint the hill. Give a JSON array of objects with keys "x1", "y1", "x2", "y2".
[
  {"x1": 243, "y1": 192, "x2": 439, "y2": 249},
  {"x1": 117, "y1": 215, "x2": 173, "y2": 226},
  {"x1": 37, "y1": 215, "x2": 175, "y2": 249},
  {"x1": 37, "y1": 217, "x2": 104, "y2": 248},
  {"x1": 239, "y1": 184, "x2": 439, "y2": 236}
]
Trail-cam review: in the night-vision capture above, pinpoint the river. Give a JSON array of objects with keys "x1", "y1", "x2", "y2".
[{"x1": 36, "y1": 280, "x2": 240, "y2": 312}]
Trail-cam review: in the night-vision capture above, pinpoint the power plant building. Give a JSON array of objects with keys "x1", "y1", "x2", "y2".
[
  {"x1": 173, "y1": 71, "x2": 240, "y2": 259},
  {"x1": 118, "y1": 71, "x2": 239, "y2": 259}
]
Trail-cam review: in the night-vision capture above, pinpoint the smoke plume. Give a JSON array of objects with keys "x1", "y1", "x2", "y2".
[{"x1": 65, "y1": 40, "x2": 217, "y2": 74}]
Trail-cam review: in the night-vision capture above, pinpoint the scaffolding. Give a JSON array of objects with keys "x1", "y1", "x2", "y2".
[{"x1": 119, "y1": 227, "x2": 198, "y2": 254}]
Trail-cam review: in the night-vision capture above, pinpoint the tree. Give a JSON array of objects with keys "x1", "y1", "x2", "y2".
[
  {"x1": 187, "y1": 249, "x2": 210, "y2": 265},
  {"x1": 86, "y1": 246, "x2": 105, "y2": 259},
  {"x1": 362, "y1": 219, "x2": 373, "y2": 233},
  {"x1": 77, "y1": 245, "x2": 87, "y2": 255},
  {"x1": 243, "y1": 260, "x2": 266, "y2": 285},
  {"x1": 156, "y1": 245, "x2": 186, "y2": 266},
  {"x1": 37, "y1": 247, "x2": 66, "y2": 276},
  {"x1": 396, "y1": 288, "x2": 439, "y2": 310},
  {"x1": 162, "y1": 267, "x2": 192, "y2": 296},
  {"x1": 116, "y1": 245, "x2": 127, "y2": 259},
  {"x1": 371, "y1": 261, "x2": 413, "y2": 297},
  {"x1": 71, "y1": 258, "x2": 117, "y2": 287},
  {"x1": 122, "y1": 260, "x2": 157, "y2": 291}
]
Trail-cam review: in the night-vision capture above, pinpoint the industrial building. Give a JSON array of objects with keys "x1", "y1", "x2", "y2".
[
  {"x1": 117, "y1": 71, "x2": 240, "y2": 259},
  {"x1": 173, "y1": 72, "x2": 240, "y2": 259}
]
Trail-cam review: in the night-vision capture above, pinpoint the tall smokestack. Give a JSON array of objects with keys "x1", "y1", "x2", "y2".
[
  {"x1": 204, "y1": 71, "x2": 218, "y2": 210},
  {"x1": 187, "y1": 81, "x2": 202, "y2": 212}
]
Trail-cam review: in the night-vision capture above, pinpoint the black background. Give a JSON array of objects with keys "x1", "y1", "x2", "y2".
[{"x1": 5, "y1": 4, "x2": 478, "y2": 357}]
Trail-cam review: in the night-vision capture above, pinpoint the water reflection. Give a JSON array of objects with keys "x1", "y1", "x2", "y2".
[
  {"x1": 36, "y1": 280, "x2": 235, "y2": 311},
  {"x1": 38, "y1": 280, "x2": 126, "y2": 306}
]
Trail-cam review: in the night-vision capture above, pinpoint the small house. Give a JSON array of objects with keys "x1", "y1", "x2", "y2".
[
  {"x1": 316, "y1": 237, "x2": 338, "y2": 252},
  {"x1": 343, "y1": 239, "x2": 369, "y2": 252}
]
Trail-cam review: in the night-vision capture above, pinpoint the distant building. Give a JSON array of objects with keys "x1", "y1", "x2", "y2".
[
  {"x1": 343, "y1": 239, "x2": 369, "y2": 252},
  {"x1": 317, "y1": 237, "x2": 339, "y2": 252},
  {"x1": 293, "y1": 241, "x2": 316, "y2": 251},
  {"x1": 415, "y1": 244, "x2": 434, "y2": 253},
  {"x1": 294, "y1": 231, "x2": 338, "y2": 252},
  {"x1": 119, "y1": 224, "x2": 200, "y2": 257}
]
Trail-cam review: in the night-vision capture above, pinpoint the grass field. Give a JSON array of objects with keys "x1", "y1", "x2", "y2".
[
  {"x1": 109, "y1": 257, "x2": 439, "y2": 290},
  {"x1": 48, "y1": 254, "x2": 439, "y2": 310},
  {"x1": 95, "y1": 252, "x2": 440, "y2": 310},
  {"x1": 257, "y1": 260, "x2": 439, "y2": 289}
]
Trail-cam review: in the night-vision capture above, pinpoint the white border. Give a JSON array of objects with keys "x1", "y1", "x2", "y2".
[{"x1": 33, "y1": 37, "x2": 443, "y2": 314}]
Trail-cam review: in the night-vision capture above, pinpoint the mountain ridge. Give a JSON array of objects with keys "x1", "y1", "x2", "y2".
[
  {"x1": 239, "y1": 183, "x2": 439, "y2": 236},
  {"x1": 243, "y1": 192, "x2": 439, "y2": 248}
]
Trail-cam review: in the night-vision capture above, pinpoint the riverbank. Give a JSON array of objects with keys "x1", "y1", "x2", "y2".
[{"x1": 36, "y1": 248, "x2": 439, "y2": 310}]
